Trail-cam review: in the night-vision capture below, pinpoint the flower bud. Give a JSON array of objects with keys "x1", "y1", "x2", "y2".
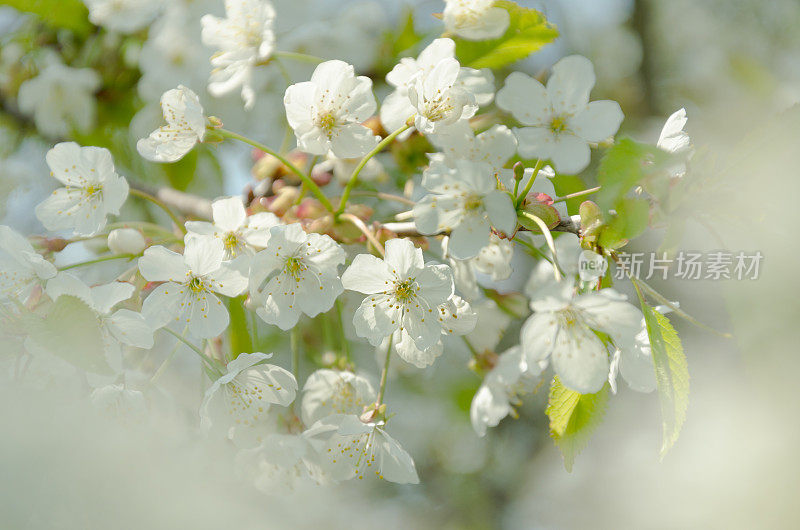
[
  {"x1": 107, "y1": 228, "x2": 146, "y2": 255},
  {"x1": 513, "y1": 161, "x2": 525, "y2": 181}
]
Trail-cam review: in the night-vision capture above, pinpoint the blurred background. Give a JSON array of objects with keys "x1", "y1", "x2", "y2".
[{"x1": 1, "y1": 0, "x2": 799, "y2": 528}]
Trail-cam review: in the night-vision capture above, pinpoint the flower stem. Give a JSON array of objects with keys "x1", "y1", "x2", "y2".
[
  {"x1": 336, "y1": 124, "x2": 412, "y2": 216},
  {"x1": 517, "y1": 212, "x2": 563, "y2": 281},
  {"x1": 129, "y1": 188, "x2": 186, "y2": 233},
  {"x1": 162, "y1": 327, "x2": 223, "y2": 376},
  {"x1": 552, "y1": 186, "x2": 601, "y2": 203},
  {"x1": 376, "y1": 334, "x2": 393, "y2": 406},
  {"x1": 58, "y1": 253, "x2": 137, "y2": 271},
  {"x1": 339, "y1": 212, "x2": 385, "y2": 256},
  {"x1": 219, "y1": 128, "x2": 334, "y2": 213},
  {"x1": 515, "y1": 159, "x2": 543, "y2": 208},
  {"x1": 273, "y1": 51, "x2": 325, "y2": 64}
]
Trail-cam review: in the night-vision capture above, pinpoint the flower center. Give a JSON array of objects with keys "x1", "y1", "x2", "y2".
[
  {"x1": 84, "y1": 184, "x2": 102, "y2": 196},
  {"x1": 284, "y1": 256, "x2": 306, "y2": 281},
  {"x1": 223, "y1": 232, "x2": 240, "y2": 253},
  {"x1": 425, "y1": 97, "x2": 453, "y2": 122},
  {"x1": 394, "y1": 279, "x2": 417, "y2": 304},
  {"x1": 316, "y1": 112, "x2": 337, "y2": 136},
  {"x1": 188, "y1": 277, "x2": 205, "y2": 293},
  {"x1": 550, "y1": 115, "x2": 568, "y2": 134},
  {"x1": 464, "y1": 194, "x2": 483, "y2": 211}
]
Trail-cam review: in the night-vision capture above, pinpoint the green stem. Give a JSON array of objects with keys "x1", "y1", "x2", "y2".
[
  {"x1": 515, "y1": 159, "x2": 543, "y2": 208},
  {"x1": 336, "y1": 124, "x2": 412, "y2": 216},
  {"x1": 518, "y1": 212, "x2": 563, "y2": 281},
  {"x1": 273, "y1": 51, "x2": 325, "y2": 64},
  {"x1": 552, "y1": 186, "x2": 601, "y2": 204},
  {"x1": 290, "y1": 326, "x2": 302, "y2": 414},
  {"x1": 129, "y1": 188, "x2": 186, "y2": 233},
  {"x1": 219, "y1": 129, "x2": 334, "y2": 212},
  {"x1": 162, "y1": 327, "x2": 223, "y2": 376},
  {"x1": 58, "y1": 253, "x2": 137, "y2": 271},
  {"x1": 376, "y1": 334, "x2": 393, "y2": 406},
  {"x1": 335, "y1": 299, "x2": 351, "y2": 362}
]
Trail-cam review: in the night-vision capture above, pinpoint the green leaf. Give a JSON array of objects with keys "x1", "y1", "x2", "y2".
[
  {"x1": 3, "y1": 0, "x2": 92, "y2": 35},
  {"x1": 25, "y1": 295, "x2": 113, "y2": 375},
  {"x1": 595, "y1": 138, "x2": 668, "y2": 210},
  {"x1": 636, "y1": 295, "x2": 690, "y2": 457},
  {"x1": 454, "y1": 1, "x2": 558, "y2": 69},
  {"x1": 517, "y1": 202, "x2": 560, "y2": 232},
  {"x1": 392, "y1": 7, "x2": 424, "y2": 56},
  {"x1": 598, "y1": 197, "x2": 650, "y2": 249},
  {"x1": 545, "y1": 376, "x2": 609, "y2": 471}
]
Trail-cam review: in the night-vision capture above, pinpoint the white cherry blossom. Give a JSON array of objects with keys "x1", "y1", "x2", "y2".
[
  {"x1": 200, "y1": 352, "x2": 297, "y2": 447},
  {"x1": 137, "y1": 86, "x2": 206, "y2": 163},
  {"x1": 107, "y1": 228, "x2": 146, "y2": 255},
  {"x1": 497, "y1": 55, "x2": 624, "y2": 174},
  {"x1": 35, "y1": 143, "x2": 129, "y2": 237},
  {"x1": 443, "y1": 0, "x2": 510, "y2": 41},
  {"x1": 201, "y1": 0, "x2": 277, "y2": 108},
  {"x1": 186, "y1": 196, "x2": 280, "y2": 259},
  {"x1": 301, "y1": 369, "x2": 376, "y2": 426},
  {"x1": 520, "y1": 280, "x2": 643, "y2": 394},
  {"x1": 381, "y1": 38, "x2": 493, "y2": 136},
  {"x1": 284, "y1": 60, "x2": 379, "y2": 158},
  {"x1": 407, "y1": 57, "x2": 478, "y2": 134},
  {"x1": 429, "y1": 121, "x2": 517, "y2": 174},
  {"x1": 0, "y1": 225, "x2": 56, "y2": 303},
  {"x1": 342, "y1": 238, "x2": 473, "y2": 367},
  {"x1": 448, "y1": 234, "x2": 515, "y2": 301},
  {"x1": 236, "y1": 433, "x2": 326, "y2": 491},
  {"x1": 45, "y1": 272, "x2": 154, "y2": 372},
  {"x1": 657, "y1": 108, "x2": 691, "y2": 178},
  {"x1": 17, "y1": 62, "x2": 101, "y2": 138},
  {"x1": 413, "y1": 159, "x2": 517, "y2": 259},
  {"x1": 249, "y1": 223, "x2": 345, "y2": 330},
  {"x1": 303, "y1": 414, "x2": 419, "y2": 484},
  {"x1": 139, "y1": 238, "x2": 249, "y2": 338},
  {"x1": 470, "y1": 346, "x2": 545, "y2": 436},
  {"x1": 84, "y1": 0, "x2": 160, "y2": 34}
]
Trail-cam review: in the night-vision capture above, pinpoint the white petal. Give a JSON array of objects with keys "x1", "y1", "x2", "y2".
[
  {"x1": 547, "y1": 55, "x2": 596, "y2": 116},
  {"x1": 106, "y1": 309, "x2": 154, "y2": 349},
  {"x1": 496, "y1": 72, "x2": 549, "y2": 126},
  {"x1": 212, "y1": 196, "x2": 247, "y2": 232},
  {"x1": 341, "y1": 254, "x2": 395, "y2": 294},
  {"x1": 138, "y1": 246, "x2": 187, "y2": 282},
  {"x1": 571, "y1": 100, "x2": 624, "y2": 143}
]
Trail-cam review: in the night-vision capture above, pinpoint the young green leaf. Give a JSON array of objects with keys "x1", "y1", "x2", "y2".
[
  {"x1": 454, "y1": 1, "x2": 558, "y2": 70},
  {"x1": 595, "y1": 138, "x2": 668, "y2": 210},
  {"x1": 637, "y1": 296, "x2": 690, "y2": 457},
  {"x1": 4, "y1": 0, "x2": 92, "y2": 36},
  {"x1": 545, "y1": 376, "x2": 609, "y2": 471}
]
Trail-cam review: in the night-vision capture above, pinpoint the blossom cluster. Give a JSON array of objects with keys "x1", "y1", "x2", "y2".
[{"x1": 1, "y1": 0, "x2": 700, "y2": 492}]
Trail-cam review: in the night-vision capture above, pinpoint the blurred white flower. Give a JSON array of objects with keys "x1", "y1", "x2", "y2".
[
  {"x1": 186, "y1": 196, "x2": 280, "y2": 259},
  {"x1": 249, "y1": 223, "x2": 345, "y2": 330},
  {"x1": 46, "y1": 272, "x2": 154, "y2": 372},
  {"x1": 462, "y1": 298, "x2": 512, "y2": 353},
  {"x1": 139, "y1": 238, "x2": 249, "y2": 338},
  {"x1": 448, "y1": 234, "x2": 515, "y2": 301},
  {"x1": 200, "y1": 352, "x2": 297, "y2": 447},
  {"x1": 443, "y1": 0, "x2": 510, "y2": 41},
  {"x1": 201, "y1": 0, "x2": 277, "y2": 108},
  {"x1": 470, "y1": 346, "x2": 545, "y2": 436},
  {"x1": 0, "y1": 225, "x2": 56, "y2": 302},
  {"x1": 90, "y1": 384, "x2": 148, "y2": 420},
  {"x1": 414, "y1": 159, "x2": 516, "y2": 259},
  {"x1": 137, "y1": 86, "x2": 206, "y2": 163},
  {"x1": 83, "y1": 0, "x2": 160, "y2": 34},
  {"x1": 343, "y1": 238, "x2": 474, "y2": 367},
  {"x1": 303, "y1": 414, "x2": 419, "y2": 484},
  {"x1": 497, "y1": 55, "x2": 624, "y2": 174},
  {"x1": 313, "y1": 152, "x2": 386, "y2": 186},
  {"x1": 301, "y1": 369, "x2": 376, "y2": 426},
  {"x1": 657, "y1": 108, "x2": 692, "y2": 178},
  {"x1": 381, "y1": 38, "x2": 493, "y2": 136},
  {"x1": 17, "y1": 62, "x2": 101, "y2": 138},
  {"x1": 35, "y1": 143, "x2": 129, "y2": 237},
  {"x1": 520, "y1": 281, "x2": 642, "y2": 394},
  {"x1": 107, "y1": 228, "x2": 146, "y2": 256},
  {"x1": 284, "y1": 60, "x2": 379, "y2": 158},
  {"x1": 236, "y1": 433, "x2": 326, "y2": 491}
]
